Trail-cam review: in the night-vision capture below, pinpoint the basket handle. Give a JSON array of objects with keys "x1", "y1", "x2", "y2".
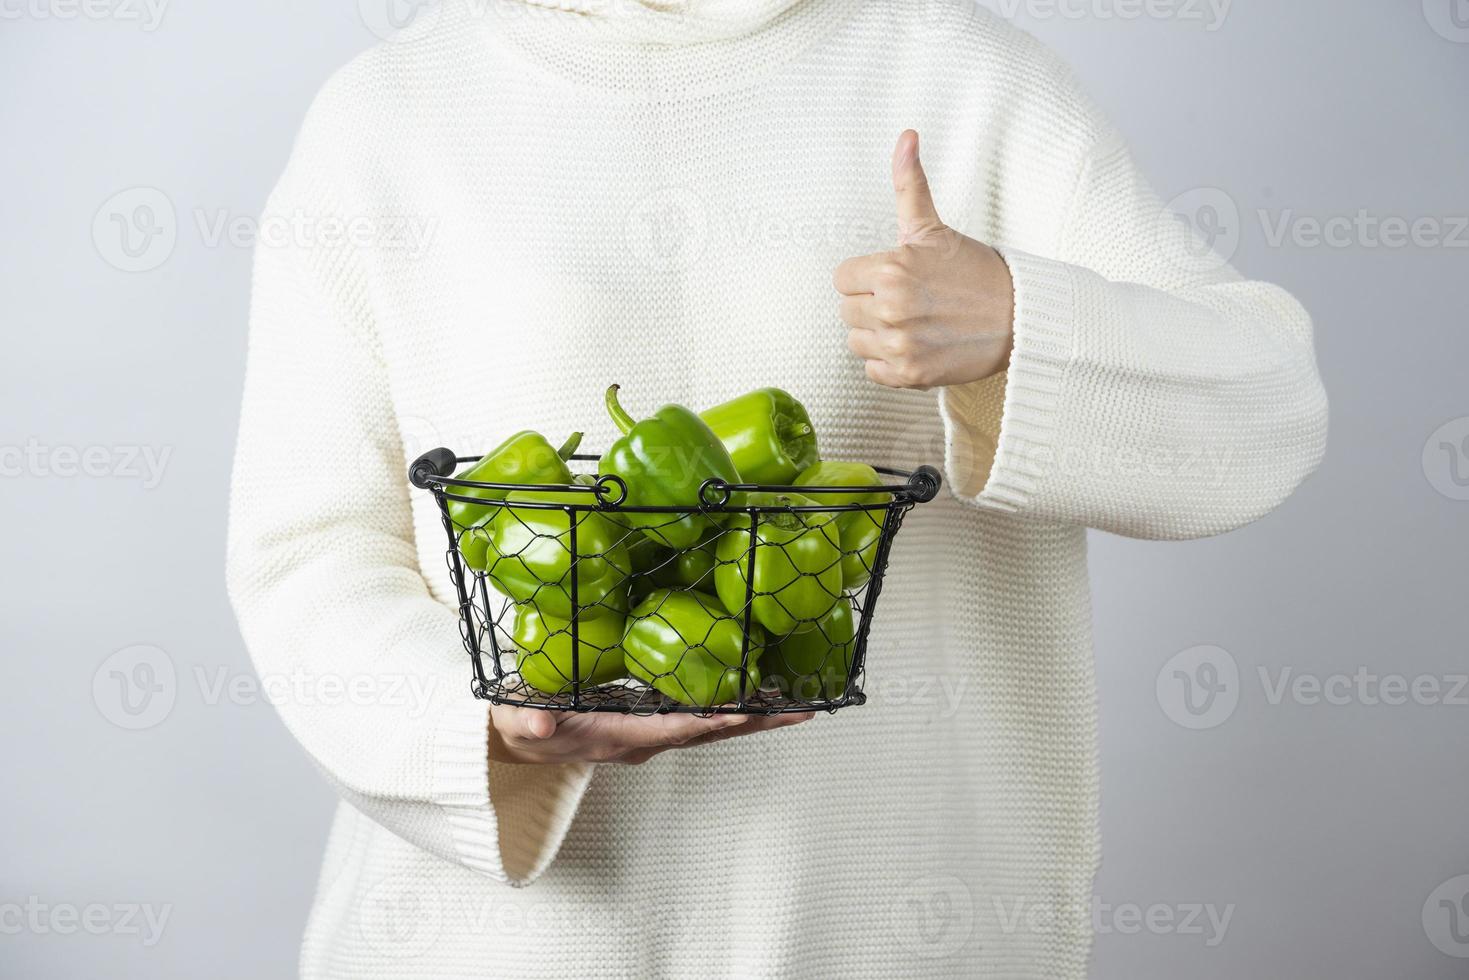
[
  {"x1": 906, "y1": 464, "x2": 943, "y2": 503},
  {"x1": 409, "y1": 447, "x2": 459, "y2": 489}
]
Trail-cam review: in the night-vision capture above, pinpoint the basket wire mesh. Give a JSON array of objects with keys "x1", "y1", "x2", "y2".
[{"x1": 411, "y1": 448, "x2": 941, "y2": 715}]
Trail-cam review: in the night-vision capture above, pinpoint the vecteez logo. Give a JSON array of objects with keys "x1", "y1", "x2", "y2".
[
  {"x1": 92, "y1": 187, "x2": 440, "y2": 273},
  {"x1": 357, "y1": 0, "x2": 443, "y2": 42},
  {"x1": 0, "y1": 898, "x2": 172, "y2": 947},
  {"x1": 990, "y1": 896, "x2": 1234, "y2": 948},
  {"x1": 1158, "y1": 645, "x2": 1469, "y2": 730},
  {"x1": 92, "y1": 187, "x2": 177, "y2": 273},
  {"x1": 0, "y1": 0, "x2": 169, "y2": 30},
  {"x1": 1423, "y1": 417, "x2": 1469, "y2": 501},
  {"x1": 887, "y1": 874, "x2": 976, "y2": 959},
  {"x1": 0, "y1": 440, "x2": 172, "y2": 487},
  {"x1": 92, "y1": 644, "x2": 178, "y2": 731},
  {"x1": 1423, "y1": 0, "x2": 1469, "y2": 42},
  {"x1": 1423, "y1": 875, "x2": 1469, "y2": 958},
  {"x1": 622, "y1": 187, "x2": 928, "y2": 272},
  {"x1": 1156, "y1": 645, "x2": 1240, "y2": 730},
  {"x1": 357, "y1": 875, "x2": 442, "y2": 959},
  {"x1": 983, "y1": 0, "x2": 1234, "y2": 32},
  {"x1": 92, "y1": 644, "x2": 442, "y2": 731},
  {"x1": 1156, "y1": 187, "x2": 1468, "y2": 274},
  {"x1": 890, "y1": 0, "x2": 976, "y2": 43},
  {"x1": 624, "y1": 187, "x2": 711, "y2": 272},
  {"x1": 1156, "y1": 187, "x2": 1242, "y2": 276}
]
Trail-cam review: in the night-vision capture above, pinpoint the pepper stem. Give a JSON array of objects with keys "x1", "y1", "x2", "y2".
[
  {"x1": 764, "y1": 494, "x2": 803, "y2": 531},
  {"x1": 605, "y1": 384, "x2": 636, "y2": 435},
  {"x1": 556, "y1": 431, "x2": 584, "y2": 460}
]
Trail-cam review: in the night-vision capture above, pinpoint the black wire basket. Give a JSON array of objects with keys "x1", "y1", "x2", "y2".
[{"x1": 410, "y1": 447, "x2": 941, "y2": 715}]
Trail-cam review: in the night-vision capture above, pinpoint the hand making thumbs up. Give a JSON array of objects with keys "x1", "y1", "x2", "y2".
[{"x1": 834, "y1": 130, "x2": 1016, "y2": 390}]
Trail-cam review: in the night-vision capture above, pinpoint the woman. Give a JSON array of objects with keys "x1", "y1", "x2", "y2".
[{"x1": 227, "y1": 0, "x2": 1327, "y2": 976}]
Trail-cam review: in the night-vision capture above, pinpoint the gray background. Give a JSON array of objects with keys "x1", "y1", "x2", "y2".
[{"x1": 2, "y1": 1, "x2": 1465, "y2": 977}]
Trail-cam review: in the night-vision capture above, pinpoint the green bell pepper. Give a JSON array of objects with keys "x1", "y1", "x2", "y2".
[
  {"x1": 713, "y1": 492, "x2": 843, "y2": 636},
  {"x1": 447, "y1": 430, "x2": 583, "y2": 530},
  {"x1": 793, "y1": 461, "x2": 892, "y2": 590},
  {"x1": 512, "y1": 603, "x2": 626, "y2": 696},
  {"x1": 649, "y1": 539, "x2": 719, "y2": 592},
  {"x1": 460, "y1": 472, "x2": 602, "y2": 574},
  {"x1": 624, "y1": 531, "x2": 663, "y2": 575},
  {"x1": 699, "y1": 388, "x2": 819, "y2": 486},
  {"x1": 600, "y1": 385, "x2": 740, "y2": 550},
  {"x1": 484, "y1": 489, "x2": 631, "y2": 620},
  {"x1": 761, "y1": 597, "x2": 855, "y2": 700},
  {"x1": 624, "y1": 532, "x2": 663, "y2": 606},
  {"x1": 623, "y1": 589, "x2": 764, "y2": 707},
  {"x1": 451, "y1": 430, "x2": 582, "y2": 569}
]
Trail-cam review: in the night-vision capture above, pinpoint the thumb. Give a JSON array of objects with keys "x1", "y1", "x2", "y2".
[{"x1": 892, "y1": 129, "x2": 943, "y2": 243}]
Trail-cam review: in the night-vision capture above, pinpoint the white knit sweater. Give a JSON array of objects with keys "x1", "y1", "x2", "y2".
[{"x1": 226, "y1": 1, "x2": 1328, "y2": 977}]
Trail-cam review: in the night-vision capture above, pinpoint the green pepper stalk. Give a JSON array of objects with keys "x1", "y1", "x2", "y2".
[
  {"x1": 483, "y1": 489, "x2": 631, "y2": 620},
  {"x1": 793, "y1": 461, "x2": 893, "y2": 590},
  {"x1": 512, "y1": 603, "x2": 627, "y2": 696},
  {"x1": 447, "y1": 430, "x2": 583, "y2": 529},
  {"x1": 761, "y1": 597, "x2": 856, "y2": 700},
  {"x1": 699, "y1": 388, "x2": 819, "y2": 486},
  {"x1": 713, "y1": 491, "x2": 844, "y2": 636},
  {"x1": 599, "y1": 385, "x2": 741, "y2": 550},
  {"x1": 623, "y1": 589, "x2": 764, "y2": 707},
  {"x1": 450, "y1": 430, "x2": 583, "y2": 569}
]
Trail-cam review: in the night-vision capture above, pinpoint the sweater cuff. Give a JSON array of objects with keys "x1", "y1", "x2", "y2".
[
  {"x1": 937, "y1": 247, "x2": 1076, "y2": 512},
  {"x1": 433, "y1": 697, "x2": 594, "y2": 887}
]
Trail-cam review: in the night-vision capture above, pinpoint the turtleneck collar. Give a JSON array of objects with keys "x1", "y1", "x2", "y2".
[
  {"x1": 468, "y1": 0, "x2": 857, "y2": 98},
  {"x1": 511, "y1": 0, "x2": 812, "y2": 44}
]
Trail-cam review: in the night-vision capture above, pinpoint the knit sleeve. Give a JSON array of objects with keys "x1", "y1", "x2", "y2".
[
  {"x1": 937, "y1": 130, "x2": 1328, "y2": 540},
  {"x1": 225, "y1": 164, "x2": 593, "y2": 887}
]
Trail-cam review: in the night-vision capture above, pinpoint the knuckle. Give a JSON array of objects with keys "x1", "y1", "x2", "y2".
[
  {"x1": 871, "y1": 300, "x2": 903, "y2": 325},
  {"x1": 881, "y1": 330, "x2": 914, "y2": 359},
  {"x1": 896, "y1": 363, "x2": 931, "y2": 389},
  {"x1": 883, "y1": 278, "x2": 918, "y2": 307},
  {"x1": 875, "y1": 257, "x2": 907, "y2": 285}
]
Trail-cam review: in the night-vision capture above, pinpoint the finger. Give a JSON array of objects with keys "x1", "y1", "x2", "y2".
[
  {"x1": 846, "y1": 325, "x2": 887, "y2": 361},
  {"x1": 619, "y1": 713, "x2": 814, "y2": 763},
  {"x1": 605, "y1": 711, "x2": 749, "y2": 751},
  {"x1": 892, "y1": 129, "x2": 943, "y2": 243},
  {"x1": 494, "y1": 705, "x2": 559, "y2": 742},
  {"x1": 832, "y1": 252, "x2": 888, "y2": 296},
  {"x1": 865, "y1": 358, "x2": 920, "y2": 390},
  {"x1": 839, "y1": 295, "x2": 883, "y2": 331},
  {"x1": 677, "y1": 712, "x2": 817, "y2": 749}
]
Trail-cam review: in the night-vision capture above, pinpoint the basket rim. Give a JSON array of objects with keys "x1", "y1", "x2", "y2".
[
  {"x1": 474, "y1": 673, "x2": 868, "y2": 716},
  {"x1": 410, "y1": 448, "x2": 943, "y2": 511}
]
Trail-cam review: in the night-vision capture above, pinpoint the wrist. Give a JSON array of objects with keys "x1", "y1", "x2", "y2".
[{"x1": 989, "y1": 243, "x2": 1017, "y2": 358}]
